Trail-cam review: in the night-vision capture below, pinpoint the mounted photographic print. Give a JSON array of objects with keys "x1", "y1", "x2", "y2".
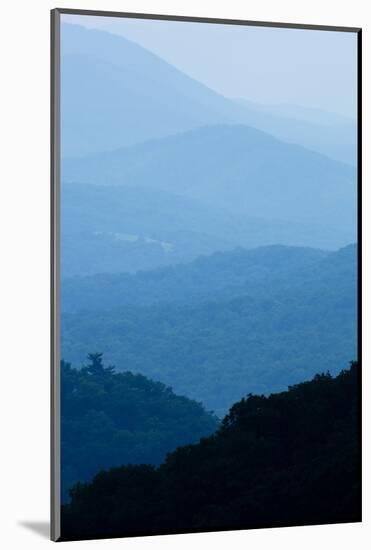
[{"x1": 51, "y1": 8, "x2": 361, "y2": 542}]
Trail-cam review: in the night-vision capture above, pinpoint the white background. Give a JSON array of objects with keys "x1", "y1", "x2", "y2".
[{"x1": 0, "y1": 0, "x2": 369, "y2": 548}]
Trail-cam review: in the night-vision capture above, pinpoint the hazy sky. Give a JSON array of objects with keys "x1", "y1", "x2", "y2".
[{"x1": 62, "y1": 14, "x2": 357, "y2": 119}]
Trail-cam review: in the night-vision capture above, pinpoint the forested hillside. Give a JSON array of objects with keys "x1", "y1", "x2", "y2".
[
  {"x1": 61, "y1": 363, "x2": 360, "y2": 540},
  {"x1": 61, "y1": 354, "x2": 218, "y2": 500},
  {"x1": 61, "y1": 245, "x2": 357, "y2": 415},
  {"x1": 61, "y1": 184, "x2": 351, "y2": 278},
  {"x1": 63, "y1": 125, "x2": 356, "y2": 234},
  {"x1": 61, "y1": 122, "x2": 356, "y2": 278},
  {"x1": 62, "y1": 244, "x2": 341, "y2": 312}
]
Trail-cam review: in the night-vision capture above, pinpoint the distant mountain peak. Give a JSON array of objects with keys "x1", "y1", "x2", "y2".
[{"x1": 60, "y1": 22, "x2": 356, "y2": 163}]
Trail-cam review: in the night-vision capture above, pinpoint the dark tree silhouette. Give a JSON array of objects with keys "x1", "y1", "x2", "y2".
[
  {"x1": 61, "y1": 361, "x2": 361, "y2": 541},
  {"x1": 61, "y1": 355, "x2": 218, "y2": 502}
]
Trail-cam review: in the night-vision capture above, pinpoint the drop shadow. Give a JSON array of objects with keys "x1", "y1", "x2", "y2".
[{"x1": 18, "y1": 521, "x2": 50, "y2": 539}]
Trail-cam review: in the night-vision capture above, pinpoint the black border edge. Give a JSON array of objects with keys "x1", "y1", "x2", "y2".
[
  {"x1": 51, "y1": 7, "x2": 61, "y2": 543},
  {"x1": 356, "y1": 27, "x2": 362, "y2": 522}
]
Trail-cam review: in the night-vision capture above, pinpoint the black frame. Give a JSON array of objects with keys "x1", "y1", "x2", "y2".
[{"x1": 51, "y1": 8, "x2": 362, "y2": 542}]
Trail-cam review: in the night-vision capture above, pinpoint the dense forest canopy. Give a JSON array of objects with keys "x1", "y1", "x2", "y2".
[
  {"x1": 61, "y1": 244, "x2": 357, "y2": 415},
  {"x1": 61, "y1": 362, "x2": 360, "y2": 540},
  {"x1": 62, "y1": 244, "x2": 330, "y2": 312},
  {"x1": 61, "y1": 354, "x2": 218, "y2": 500}
]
